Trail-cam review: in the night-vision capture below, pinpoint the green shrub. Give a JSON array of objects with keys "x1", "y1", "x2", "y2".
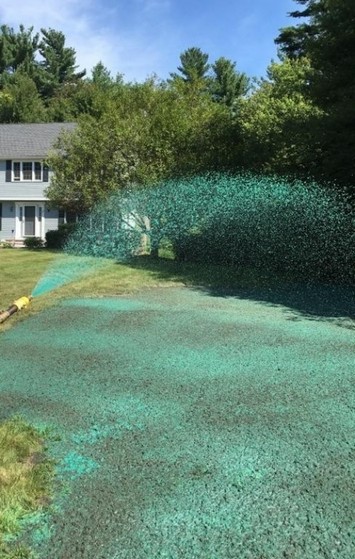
[
  {"x1": 46, "y1": 223, "x2": 77, "y2": 249},
  {"x1": 24, "y1": 237, "x2": 44, "y2": 249},
  {"x1": 0, "y1": 241, "x2": 14, "y2": 249}
]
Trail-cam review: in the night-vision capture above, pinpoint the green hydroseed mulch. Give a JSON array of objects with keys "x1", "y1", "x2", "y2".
[{"x1": 0, "y1": 286, "x2": 354, "y2": 558}]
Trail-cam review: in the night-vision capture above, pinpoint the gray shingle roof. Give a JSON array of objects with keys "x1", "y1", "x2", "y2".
[{"x1": 0, "y1": 122, "x2": 77, "y2": 159}]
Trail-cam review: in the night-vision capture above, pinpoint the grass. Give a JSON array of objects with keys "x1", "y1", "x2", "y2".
[
  {"x1": 0, "y1": 249, "x2": 173, "y2": 331},
  {"x1": 0, "y1": 418, "x2": 54, "y2": 559},
  {"x1": 0, "y1": 248, "x2": 286, "y2": 333}
]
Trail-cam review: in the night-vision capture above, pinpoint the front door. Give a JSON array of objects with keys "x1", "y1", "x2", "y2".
[
  {"x1": 24, "y1": 205, "x2": 36, "y2": 236},
  {"x1": 15, "y1": 204, "x2": 45, "y2": 239}
]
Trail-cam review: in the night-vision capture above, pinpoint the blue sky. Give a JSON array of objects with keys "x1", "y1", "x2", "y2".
[{"x1": 0, "y1": 0, "x2": 296, "y2": 82}]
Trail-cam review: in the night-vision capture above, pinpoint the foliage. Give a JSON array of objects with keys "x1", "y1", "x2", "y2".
[
  {"x1": 237, "y1": 57, "x2": 324, "y2": 177},
  {"x1": 170, "y1": 47, "x2": 210, "y2": 86},
  {"x1": 0, "y1": 25, "x2": 39, "y2": 77},
  {"x1": 45, "y1": 222, "x2": 77, "y2": 249},
  {"x1": 210, "y1": 57, "x2": 249, "y2": 108},
  {"x1": 36, "y1": 28, "x2": 86, "y2": 100},
  {"x1": 23, "y1": 237, "x2": 45, "y2": 249},
  {"x1": 0, "y1": 72, "x2": 47, "y2": 123},
  {"x1": 0, "y1": 241, "x2": 14, "y2": 249},
  {"x1": 169, "y1": 47, "x2": 249, "y2": 110},
  {"x1": 46, "y1": 79, "x2": 235, "y2": 211},
  {"x1": 0, "y1": 24, "x2": 85, "y2": 122},
  {"x1": 46, "y1": 113, "x2": 141, "y2": 212},
  {"x1": 0, "y1": 14, "x2": 353, "y2": 194},
  {"x1": 275, "y1": 0, "x2": 355, "y2": 188}
]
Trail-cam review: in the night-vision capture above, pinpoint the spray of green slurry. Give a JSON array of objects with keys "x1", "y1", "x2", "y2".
[
  {"x1": 31, "y1": 255, "x2": 107, "y2": 297},
  {"x1": 65, "y1": 173, "x2": 354, "y2": 283},
  {"x1": 0, "y1": 287, "x2": 354, "y2": 559},
  {"x1": 29, "y1": 173, "x2": 353, "y2": 301}
]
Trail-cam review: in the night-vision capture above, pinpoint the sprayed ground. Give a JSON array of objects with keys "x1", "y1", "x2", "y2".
[{"x1": 0, "y1": 286, "x2": 354, "y2": 559}]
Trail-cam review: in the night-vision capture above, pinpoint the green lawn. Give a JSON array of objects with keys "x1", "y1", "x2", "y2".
[
  {"x1": 0, "y1": 418, "x2": 54, "y2": 559},
  {"x1": 0, "y1": 248, "x2": 280, "y2": 333},
  {"x1": 0, "y1": 249, "x2": 177, "y2": 331}
]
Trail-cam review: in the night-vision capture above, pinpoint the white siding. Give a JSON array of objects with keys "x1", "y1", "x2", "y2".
[
  {"x1": 0, "y1": 202, "x2": 16, "y2": 240},
  {"x1": 44, "y1": 207, "x2": 60, "y2": 235},
  {"x1": 0, "y1": 202, "x2": 60, "y2": 241},
  {"x1": 0, "y1": 160, "x2": 52, "y2": 200}
]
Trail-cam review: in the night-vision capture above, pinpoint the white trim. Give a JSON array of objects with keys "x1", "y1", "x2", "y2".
[
  {"x1": 0, "y1": 197, "x2": 48, "y2": 201},
  {"x1": 12, "y1": 160, "x2": 43, "y2": 182},
  {"x1": 15, "y1": 203, "x2": 45, "y2": 240}
]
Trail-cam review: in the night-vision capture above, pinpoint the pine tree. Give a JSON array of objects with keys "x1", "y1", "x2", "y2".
[
  {"x1": 210, "y1": 57, "x2": 249, "y2": 108},
  {"x1": 275, "y1": 0, "x2": 355, "y2": 187},
  {"x1": 170, "y1": 47, "x2": 210, "y2": 85},
  {"x1": 37, "y1": 28, "x2": 86, "y2": 99}
]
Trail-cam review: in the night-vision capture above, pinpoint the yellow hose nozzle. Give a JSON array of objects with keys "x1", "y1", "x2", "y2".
[{"x1": 13, "y1": 296, "x2": 32, "y2": 310}]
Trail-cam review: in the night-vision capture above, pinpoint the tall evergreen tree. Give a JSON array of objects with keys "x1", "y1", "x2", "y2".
[
  {"x1": 275, "y1": 0, "x2": 326, "y2": 59},
  {"x1": 0, "y1": 25, "x2": 39, "y2": 77},
  {"x1": 37, "y1": 28, "x2": 86, "y2": 99},
  {"x1": 276, "y1": 0, "x2": 355, "y2": 187},
  {"x1": 170, "y1": 47, "x2": 210, "y2": 85},
  {"x1": 91, "y1": 61, "x2": 113, "y2": 88},
  {"x1": 210, "y1": 57, "x2": 249, "y2": 108}
]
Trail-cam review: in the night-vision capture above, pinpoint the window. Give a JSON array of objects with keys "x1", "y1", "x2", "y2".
[
  {"x1": 13, "y1": 162, "x2": 20, "y2": 181},
  {"x1": 12, "y1": 161, "x2": 43, "y2": 181},
  {"x1": 34, "y1": 162, "x2": 42, "y2": 180},
  {"x1": 0, "y1": 203, "x2": 2, "y2": 230},
  {"x1": 58, "y1": 209, "x2": 65, "y2": 225}
]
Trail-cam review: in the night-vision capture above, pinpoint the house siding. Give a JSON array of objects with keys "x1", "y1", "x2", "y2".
[
  {"x1": 0, "y1": 203, "x2": 60, "y2": 242},
  {"x1": 0, "y1": 159, "x2": 60, "y2": 241},
  {"x1": 44, "y1": 207, "x2": 60, "y2": 235},
  {"x1": 0, "y1": 202, "x2": 16, "y2": 240},
  {"x1": 0, "y1": 160, "x2": 52, "y2": 200}
]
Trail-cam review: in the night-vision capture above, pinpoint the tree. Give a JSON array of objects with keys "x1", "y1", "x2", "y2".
[
  {"x1": 275, "y1": 0, "x2": 325, "y2": 59},
  {"x1": 275, "y1": 0, "x2": 355, "y2": 187},
  {"x1": 0, "y1": 24, "x2": 89, "y2": 121},
  {"x1": 0, "y1": 72, "x2": 47, "y2": 122},
  {"x1": 237, "y1": 57, "x2": 323, "y2": 176},
  {"x1": 37, "y1": 28, "x2": 86, "y2": 99},
  {"x1": 46, "y1": 114, "x2": 140, "y2": 212},
  {"x1": 210, "y1": 57, "x2": 249, "y2": 108},
  {"x1": 91, "y1": 61, "x2": 113, "y2": 88},
  {"x1": 0, "y1": 24, "x2": 39, "y2": 77},
  {"x1": 46, "y1": 78, "x2": 236, "y2": 211},
  {"x1": 170, "y1": 47, "x2": 210, "y2": 86}
]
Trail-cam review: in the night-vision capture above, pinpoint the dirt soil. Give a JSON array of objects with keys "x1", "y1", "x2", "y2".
[{"x1": 0, "y1": 286, "x2": 354, "y2": 559}]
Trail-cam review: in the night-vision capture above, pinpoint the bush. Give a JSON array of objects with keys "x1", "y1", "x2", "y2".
[
  {"x1": 46, "y1": 223, "x2": 77, "y2": 249},
  {"x1": 0, "y1": 241, "x2": 14, "y2": 249},
  {"x1": 24, "y1": 237, "x2": 44, "y2": 249}
]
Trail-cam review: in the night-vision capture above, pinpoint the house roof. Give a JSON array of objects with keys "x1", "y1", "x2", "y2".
[{"x1": 0, "y1": 122, "x2": 77, "y2": 159}]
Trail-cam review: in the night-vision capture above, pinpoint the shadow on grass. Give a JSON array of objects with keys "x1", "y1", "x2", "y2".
[{"x1": 125, "y1": 256, "x2": 355, "y2": 329}]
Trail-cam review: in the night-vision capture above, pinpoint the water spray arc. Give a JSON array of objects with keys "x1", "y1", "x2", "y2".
[{"x1": 0, "y1": 296, "x2": 32, "y2": 324}]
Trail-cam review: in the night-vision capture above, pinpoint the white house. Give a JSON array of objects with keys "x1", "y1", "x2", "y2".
[{"x1": 0, "y1": 122, "x2": 76, "y2": 245}]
